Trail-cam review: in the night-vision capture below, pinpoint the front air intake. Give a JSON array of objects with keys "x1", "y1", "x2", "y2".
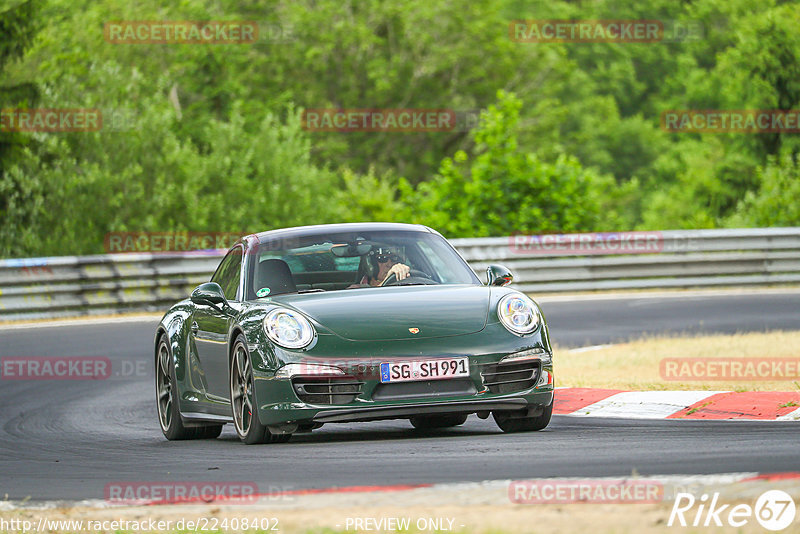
[
  {"x1": 292, "y1": 376, "x2": 364, "y2": 405},
  {"x1": 479, "y1": 360, "x2": 540, "y2": 394}
]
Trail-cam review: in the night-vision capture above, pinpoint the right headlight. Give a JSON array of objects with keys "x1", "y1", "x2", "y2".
[
  {"x1": 497, "y1": 293, "x2": 541, "y2": 335},
  {"x1": 264, "y1": 308, "x2": 315, "y2": 349}
]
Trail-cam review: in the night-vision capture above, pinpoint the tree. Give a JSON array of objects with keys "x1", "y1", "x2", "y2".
[
  {"x1": 402, "y1": 91, "x2": 624, "y2": 237},
  {"x1": 0, "y1": 63, "x2": 371, "y2": 256},
  {"x1": 0, "y1": 0, "x2": 43, "y2": 256},
  {"x1": 728, "y1": 154, "x2": 800, "y2": 227}
]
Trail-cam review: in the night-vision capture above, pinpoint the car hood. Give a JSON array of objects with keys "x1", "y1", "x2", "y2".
[{"x1": 272, "y1": 285, "x2": 490, "y2": 341}]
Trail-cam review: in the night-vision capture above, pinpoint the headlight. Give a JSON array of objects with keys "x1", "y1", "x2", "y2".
[
  {"x1": 264, "y1": 308, "x2": 315, "y2": 349},
  {"x1": 497, "y1": 293, "x2": 541, "y2": 335}
]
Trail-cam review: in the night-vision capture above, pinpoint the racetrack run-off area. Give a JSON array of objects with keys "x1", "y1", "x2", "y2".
[{"x1": 1, "y1": 290, "x2": 799, "y2": 503}]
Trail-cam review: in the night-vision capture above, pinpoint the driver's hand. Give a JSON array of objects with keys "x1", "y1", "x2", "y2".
[{"x1": 384, "y1": 263, "x2": 410, "y2": 283}]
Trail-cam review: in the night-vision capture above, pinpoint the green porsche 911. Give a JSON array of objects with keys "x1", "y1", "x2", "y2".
[{"x1": 155, "y1": 223, "x2": 554, "y2": 444}]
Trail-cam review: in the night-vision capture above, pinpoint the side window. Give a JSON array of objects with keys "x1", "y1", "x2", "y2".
[{"x1": 211, "y1": 247, "x2": 243, "y2": 301}]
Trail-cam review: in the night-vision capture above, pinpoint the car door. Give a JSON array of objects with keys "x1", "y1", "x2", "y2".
[{"x1": 193, "y1": 245, "x2": 243, "y2": 406}]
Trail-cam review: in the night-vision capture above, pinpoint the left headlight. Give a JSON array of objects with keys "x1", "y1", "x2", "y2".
[
  {"x1": 264, "y1": 308, "x2": 315, "y2": 349},
  {"x1": 497, "y1": 293, "x2": 541, "y2": 335}
]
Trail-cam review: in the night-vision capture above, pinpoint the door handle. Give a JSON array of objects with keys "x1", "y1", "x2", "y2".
[{"x1": 191, "y1": 321, "x2": 199, "y2": 335}]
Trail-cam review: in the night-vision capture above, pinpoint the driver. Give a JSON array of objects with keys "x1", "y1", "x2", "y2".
[{"x1": 357, "y1": 247, "x2": 411, "y2": 286}]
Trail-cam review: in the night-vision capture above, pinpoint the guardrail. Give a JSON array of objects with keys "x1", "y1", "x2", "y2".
[
  {"x1": 1, "y1": 228, "x2": 798, "y2": 321},
  {"x1": 451, "y1": 227, "x2": 800, "y2": 293}
]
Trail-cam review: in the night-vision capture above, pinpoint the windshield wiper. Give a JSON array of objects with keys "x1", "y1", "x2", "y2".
[{"x1": 297, "y1": 288, "x2": 325, "y2": 293}]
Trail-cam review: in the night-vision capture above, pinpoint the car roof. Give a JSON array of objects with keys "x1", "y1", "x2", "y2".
[{"x1": 248, "y1": 222, "x2": 435, "y2": 245}]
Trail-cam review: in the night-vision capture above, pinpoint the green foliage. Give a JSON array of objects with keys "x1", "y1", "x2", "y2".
[
  {"x1": 727, "y1": 154, "x2": 800, "y2": 227},
  {"x1": 402, "y1": 91, "x2": 624, "y2": 237},
  {"x1": 0, "y1": 0, "x2": 41, "y2": 71},
  {"x1": 1, "y1": 0, "x2": 800, "y2": 258},
  {"x1": 0, "y1": 64, "x2": 366, "y2": 256},
  {"x1": 0, "y1": 0, "x2": 43, "y2": 256},
  {"x1": 334, "y1": 167, "x2": 404, "y2": 223}
]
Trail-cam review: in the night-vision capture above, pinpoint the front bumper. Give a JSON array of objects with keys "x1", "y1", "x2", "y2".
[{"x1": 252, "y1": 353, "x2": 554, "y2": 426}]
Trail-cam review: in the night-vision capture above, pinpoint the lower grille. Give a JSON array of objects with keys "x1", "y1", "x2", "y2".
[
  {"x1": 372, "y1": 378, "x2": 477, "y2": 401},
  {"x1": 480, "y1": 359, "x2": 540, "y2": 394},
  {"x1": 292, "y1": 376, "x2": 364, "y2": 405}
]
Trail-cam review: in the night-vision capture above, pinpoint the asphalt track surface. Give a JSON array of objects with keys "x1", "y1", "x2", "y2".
[{"x1": 1, "y1": 291, "x2": 799, "y2": 502}]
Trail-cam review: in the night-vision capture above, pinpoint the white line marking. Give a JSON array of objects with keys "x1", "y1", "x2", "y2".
[
  {"x1": 1, "y1": 315, "x2": 162, "y2": 330},
  {"x1": 567, "y1": 344, "x2": 613, "y2": 354},
  {"x1": 571, "y1": 390, "x2": 724, "y2": 419},
  {"x1": 777, "y1": 407, "x2": 800, "y2": 421},
  {"x1": 535, "y1": 287, "x2": 800, "y2": 303}
]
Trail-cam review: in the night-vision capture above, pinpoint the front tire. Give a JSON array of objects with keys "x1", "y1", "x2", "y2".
[
  {"x1": 230, "y1": 336, "x2": 291, "y2": 444},
  {"x1": 410, "y1": 413, "x2": 468, "y2": 429},
  {"x1": 493, "y1": 403, "x2": 552, "y2": 433}
]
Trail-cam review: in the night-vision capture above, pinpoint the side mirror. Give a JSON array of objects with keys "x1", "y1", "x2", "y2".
[
  {"x1": 191, "y1": 282, "x2": 227, "y2": 306},
  {"x1": 486, "y1": 264, "x2": 513, "y2": 287}
]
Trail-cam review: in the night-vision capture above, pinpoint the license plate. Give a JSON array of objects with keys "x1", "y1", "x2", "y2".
[{"x1": 379, "y1": 357, "x2": 470, "y2": 383}]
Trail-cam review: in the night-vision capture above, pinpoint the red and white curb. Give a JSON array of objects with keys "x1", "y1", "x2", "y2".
[{"x1": 555, "y1": 388, "x2": 800, "y2": 420}]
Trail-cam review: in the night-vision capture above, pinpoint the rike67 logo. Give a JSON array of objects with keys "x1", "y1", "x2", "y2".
[{"x1": 669, "y1": 490, "x2": 796, "y2": 531}]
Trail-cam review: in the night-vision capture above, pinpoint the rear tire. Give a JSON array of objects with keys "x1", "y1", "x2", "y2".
[
  {"x1": 156, "y1": 337, "x2": 223, "y2": 440},
  {"x1": 156, "y1": 337, "x2": 196, "y2": 440},
  {"x1": 230, "y1": 336, "x2": 292, "y2": 444},
  {"x1": 410, "y1": 413, "x2": 468, "y2": 429},
  {"x1": 493, "y1": 403, "x2": 552, "y2": 433}
]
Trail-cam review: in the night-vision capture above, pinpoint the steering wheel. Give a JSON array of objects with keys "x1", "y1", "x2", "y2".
[{"x1": 380, "y1": 269, "x2": 435, "y2": 286}]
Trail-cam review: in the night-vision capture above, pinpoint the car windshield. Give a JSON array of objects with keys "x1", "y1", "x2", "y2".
[{"x1": 245, "y1": 230, "x2": 479, "y2": 299}]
